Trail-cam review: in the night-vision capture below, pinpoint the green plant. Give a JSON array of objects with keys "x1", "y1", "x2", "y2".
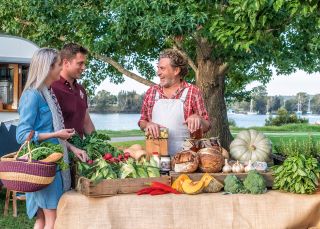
[
  {"x1": 69, "y1": 131, "x2": 122, "y2": 160},
  {"x1": 272, "y1": 154, "x2": 320, "y2": 194},
  {"x1": 228, "y1": 118, "x2": 237, "y2": 127},
  {"x1": 273, "y1": 135, "x2": 320, "y2": 158},
  {"x1": 265, "y1": 108, "x2": 308, "y2": 126}
]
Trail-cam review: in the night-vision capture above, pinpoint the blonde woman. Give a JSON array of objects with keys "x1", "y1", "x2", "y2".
[{"x1": 16, "y1": 48, "x2": 88, "y2": 229}]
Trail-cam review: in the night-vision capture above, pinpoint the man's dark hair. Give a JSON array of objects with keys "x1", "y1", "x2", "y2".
[
  {"x1": 60, "y1": 43, "x2": 88, "y2": 60},
  {"x1": 159, "y1": 49, "x2": 189, "y2": 78}
]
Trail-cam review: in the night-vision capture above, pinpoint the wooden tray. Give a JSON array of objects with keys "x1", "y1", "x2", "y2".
[
  {"x1": 170, "y1": 171, "x2": 274, "y2": 188},
  {"x1": 76, "y1": 175, "x2": 171, "y2": 197}
]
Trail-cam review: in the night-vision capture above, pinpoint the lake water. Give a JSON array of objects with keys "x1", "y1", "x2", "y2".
[{"x1": 1, "y1": 112, "x2": 320, "y2": 130}]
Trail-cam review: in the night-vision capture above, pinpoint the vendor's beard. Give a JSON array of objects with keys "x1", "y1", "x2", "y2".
[{"x1": 160, "y1": 78, "x2": 179, "y2": 88}]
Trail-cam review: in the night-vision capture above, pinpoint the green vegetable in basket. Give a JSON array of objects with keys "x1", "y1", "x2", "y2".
[
  {"x1": 243, "y1": 170, "x2": 266, "y2": 194},
  {"x1": 139, "y1": 157, "x2": 160, "y2": 178},
  {"x1": 69, "y1": 131, "x2": 119, "y2": 160},
  {"x1": 119, "y1": 158, "x2": 138, "y2": 179},
  {"x1": 136, "y1": 165, "x2": 148, "y2": 178},
  {"x1": 18, "y1": 142, "x2": 68, "y2": 170}
]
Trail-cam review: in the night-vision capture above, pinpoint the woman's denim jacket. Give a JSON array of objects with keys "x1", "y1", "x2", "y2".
[{"x1": 16, "y1": 89, "x2": 58, "y2": 145}]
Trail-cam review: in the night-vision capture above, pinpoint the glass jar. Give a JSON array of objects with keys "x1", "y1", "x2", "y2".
[
  {"x1": 160, "y1": 156, "x2": 171, "y2": 172},
  {"x1": 152, "y1": 152, "x2": 160, "y2": 168}
]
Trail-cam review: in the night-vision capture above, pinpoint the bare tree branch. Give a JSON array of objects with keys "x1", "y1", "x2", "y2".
[
  {"x1": 95, "y1": 54, "x2": 155, "y2": 87},
  {"x1": 172, "y1": 39, "x2": 198, "y2": 73},
  {"x1": 218, "y1": 63, "x2": 229, "y2": 76}
]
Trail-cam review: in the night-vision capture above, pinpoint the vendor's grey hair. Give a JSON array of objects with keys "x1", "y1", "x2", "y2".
[{"x1": 159, "y1": 49, "x2": 189, "y2": 78}]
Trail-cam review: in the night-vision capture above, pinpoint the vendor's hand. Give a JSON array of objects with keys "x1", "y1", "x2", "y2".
[
  {"x1": 72, "y1": 147, "x2": 89, "y2": 162},
  {"x1": 184, "y1": 114, "x2": 202, "y2": 133},
  {"x1": 55, "y1": 128, "x2": 75, "y2": 140},
  {"x1": 145, "y1": 122, "x2": 163, "y2": 138}
]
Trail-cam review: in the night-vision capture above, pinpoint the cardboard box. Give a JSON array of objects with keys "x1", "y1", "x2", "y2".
[{"x1": 145, "y1": 138, "x2": 168, "y2": 156}]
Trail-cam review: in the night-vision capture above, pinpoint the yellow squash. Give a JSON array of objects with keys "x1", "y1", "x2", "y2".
[
  {"x1": 172, "y1": 174, "x2": 191, "y2": 193},
  {"x1": 182, "y1": 179, "x2": 205, "y2": 194}
]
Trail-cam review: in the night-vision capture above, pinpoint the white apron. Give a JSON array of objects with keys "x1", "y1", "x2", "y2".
[{"x1": 152, "y1": 88, "x2": 190, "y2": 156}]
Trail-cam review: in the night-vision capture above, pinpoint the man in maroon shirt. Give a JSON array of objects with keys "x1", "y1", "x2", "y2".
[{"x1": 52, "y1": 43, "x2": 95, "y2": 138}]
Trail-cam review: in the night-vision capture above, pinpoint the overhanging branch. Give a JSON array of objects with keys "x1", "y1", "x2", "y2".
[
  {"x1": 172, "y1": 40, "x2": 198, "y2": 74},
  {"x1": 95, "y1": 54, "x2": 155, "y2": 87},
  {"x1": 218, "y1": 63, "x2": 229, "y2": 76}
]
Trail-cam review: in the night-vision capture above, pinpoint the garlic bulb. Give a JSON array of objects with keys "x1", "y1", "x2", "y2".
[
  {"x1": 232, "y1": 161, "x2": 244, "y2": 173},
  {"x1": 222, "y1": 159, "x2": 232, "y2": 173},
  {"x1": 238, "y1": 162, "x2": 245, "y2": 173},
  {"x1": 245, "y1": 160, "x2": 254, "y2": 173}
]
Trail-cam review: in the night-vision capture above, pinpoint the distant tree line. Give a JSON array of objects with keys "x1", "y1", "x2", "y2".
[
  {"x1": 89, "y1": 90, "x2": 144, "y2": 113},
  {"x1": 229, "y1": 86, "x2": 320, "y2": 115}
]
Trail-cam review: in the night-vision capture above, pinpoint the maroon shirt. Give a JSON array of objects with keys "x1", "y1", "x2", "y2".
[{"x1": 52, "y1": 76, "x2": 88, "y2": 137}]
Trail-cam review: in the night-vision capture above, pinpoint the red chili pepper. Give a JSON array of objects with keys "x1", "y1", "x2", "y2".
[
  {"x1": 150, "y1": 189, "x2": 170, "y2": 195},
  {"x1": 137, "y1": 187, "x2": 163, "y2": 195},
  {"x1": 150, "y1": 182, "x2": 181, "y2": 194}
]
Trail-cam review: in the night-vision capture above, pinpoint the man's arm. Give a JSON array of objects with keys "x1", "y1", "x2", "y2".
[
  {"x1": 185, "y1": 114, "x2": 210, "y2": 134},
  {"x1": 83, "y1": 109, "x2": 95, "y2": 135},
  {"x1": 186, "y1": 87, "x2": 211, "y2": 134},
  {"x1": 139, "y1": 120, "x2": 162, "y2": 139}
]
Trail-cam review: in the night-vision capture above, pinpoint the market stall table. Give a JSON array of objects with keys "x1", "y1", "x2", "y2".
[{"x1": 55, "y1": 190, "x2": 320, "y2": 229}]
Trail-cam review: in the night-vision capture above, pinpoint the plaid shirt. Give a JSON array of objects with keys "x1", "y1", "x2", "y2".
[{"x1": 138, "y1": 81, "x2": 210, "y2": 125}]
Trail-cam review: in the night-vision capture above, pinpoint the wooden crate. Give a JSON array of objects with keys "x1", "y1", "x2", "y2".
[
  {"x1": 170, "y1": 171, "x2": 274, "y2": 188},
  {"x1": 145, "y1": 139, "x2": 168, "y2": 156},
  {"x1": 76, "y1": 175, "x2": 171, "y2": 197}
]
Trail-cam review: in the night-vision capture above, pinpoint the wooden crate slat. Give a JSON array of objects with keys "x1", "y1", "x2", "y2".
[{"x1": 77, "y1": 176, "x2": 171, "y2": 197}]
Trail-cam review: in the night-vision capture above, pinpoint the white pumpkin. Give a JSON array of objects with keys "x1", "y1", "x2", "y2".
[{"x1": 230, "y1": 129, "x2": 272, "y2": 162}]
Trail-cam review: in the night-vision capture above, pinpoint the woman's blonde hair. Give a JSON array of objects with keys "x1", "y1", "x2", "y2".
[{"x1": 24, "y1": 48, "x2": 59, "y2": 91}]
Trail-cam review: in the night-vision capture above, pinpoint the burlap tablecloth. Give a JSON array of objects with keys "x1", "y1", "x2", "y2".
[{"x1": 55, "y1": 190, "x2": 320, "y2": 229}]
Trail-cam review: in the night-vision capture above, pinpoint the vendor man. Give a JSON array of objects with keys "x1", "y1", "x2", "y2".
[
  {"x1": 138, "y1": 49, "x2": 210, "y2": 155},
  {"x1": 52, "y1": 43, "x2": 95, "y2": 138}
]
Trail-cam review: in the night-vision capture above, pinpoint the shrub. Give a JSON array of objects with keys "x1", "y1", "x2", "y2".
[
  {"x1": 265, "y1": 108, "x2": 308, "y2": 126},
  {"x1": 228, "y1": 118, "x2": 237, "y2": 127}
]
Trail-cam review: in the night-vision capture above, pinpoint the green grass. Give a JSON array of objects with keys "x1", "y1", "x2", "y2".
[
  {"x1": 111, "y1": 140, "x2": 145, "y2": 149},
  {"x1": 0, "y1": 189, "x2": 34, "y2": 229},
  {"x1": 230, "y1": 123, "x2": 320, "y2": 132},
  {"x1": 97, "y1": 129, "x2": 144, "y2": 138}
]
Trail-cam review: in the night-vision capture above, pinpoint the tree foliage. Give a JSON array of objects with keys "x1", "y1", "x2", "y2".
[
  {"x1": 1, "y1": 0, "x2": 320, "y2": 146},
  {"x1": 1, "y1": 1, "x2": 319, "y2": 96}
]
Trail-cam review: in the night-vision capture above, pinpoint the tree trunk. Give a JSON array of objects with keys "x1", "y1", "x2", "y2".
[{"x1": 196, "y1": 38, "x2": 233, "y2": 150}]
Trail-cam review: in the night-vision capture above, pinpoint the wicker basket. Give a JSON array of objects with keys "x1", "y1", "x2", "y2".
[{"x1": 0, "y1": 131, "x2": 56, "y2": 192}]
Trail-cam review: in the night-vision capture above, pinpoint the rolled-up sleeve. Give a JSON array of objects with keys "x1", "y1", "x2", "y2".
[
  {"x1": 192, "y1": 90, "x2": 210, "y2": 121},
  {"x1": 138, "y1": 88, "x2": 153, "y2": 127},
  {"x1": 16, "y1": 90, "x2": 40, "y2": 144}
]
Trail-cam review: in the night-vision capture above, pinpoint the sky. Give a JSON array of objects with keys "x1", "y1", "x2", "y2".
[{"x1": 96, "y1": 70, "x2": 320, "y2": 96}]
